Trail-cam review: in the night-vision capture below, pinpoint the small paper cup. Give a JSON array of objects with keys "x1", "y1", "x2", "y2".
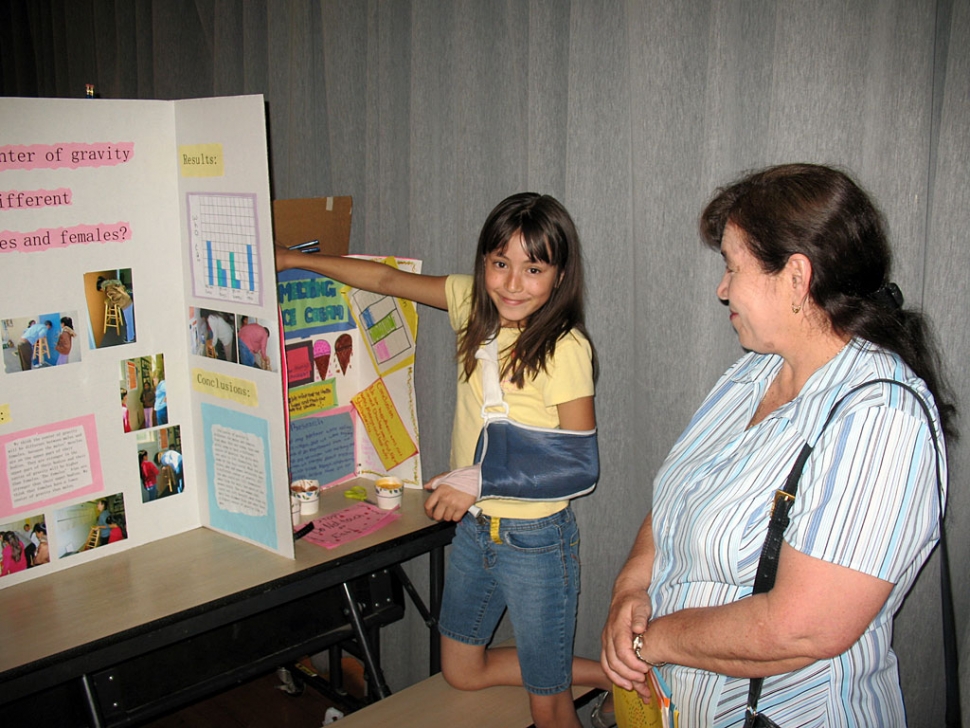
[
  {"x1": 374, "y1": 476, "x2": 403, "y2": 510},
  {"x1": 290, "y1": 479, "x2": 320, "y2": 515}
]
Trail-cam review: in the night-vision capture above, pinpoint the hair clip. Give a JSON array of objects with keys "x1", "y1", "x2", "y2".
[{"x1": 871, "y1": 282, "x2": 904, "y2": 310}]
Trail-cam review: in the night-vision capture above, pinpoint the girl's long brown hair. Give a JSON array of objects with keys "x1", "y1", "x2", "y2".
[{"x1": 457, "y1": 192, "x2": 597, "y2": 387}]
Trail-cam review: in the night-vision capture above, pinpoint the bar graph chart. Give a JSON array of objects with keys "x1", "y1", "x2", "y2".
[{"x1": 188, "y1": 193, "x2": 262, "y2": 304}]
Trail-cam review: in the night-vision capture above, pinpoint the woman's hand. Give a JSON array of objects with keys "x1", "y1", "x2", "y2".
[
  {"x1": 601, "y1": 586, "x2": 653, "y2": 690},
  {"x1": 601, "y1": 512, "x2": 657, "y2": 691},
  {"x1": 424, "y1": 482, "x2": 477, "y2": 521}
]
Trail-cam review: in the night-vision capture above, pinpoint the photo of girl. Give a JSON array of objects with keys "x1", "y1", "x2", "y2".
[
  {"x1": 52, "y1": 494, "x2": 128, "y2": 558},
  {"x1": 2, "y1": 312, "x2": 81, "y2": 373},
  {"x1": 0, "y1": 515, "x2": 46, "y2": 577},
  {"x1": 135, "y1": 426, "x2": 184, "y2": 502},
  {"x1": 119, "y1": 354, "x2": 166, "y2": 432}
]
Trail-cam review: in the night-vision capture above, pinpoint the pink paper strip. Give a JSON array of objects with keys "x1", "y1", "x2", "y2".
[{"x1": 301, "y1": 501, "x2": 400, "y2": 549}]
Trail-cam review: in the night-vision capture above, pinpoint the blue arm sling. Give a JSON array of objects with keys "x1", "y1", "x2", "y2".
[{"x1": 471, "y1": 338, "x2": 599, "y2": 502}]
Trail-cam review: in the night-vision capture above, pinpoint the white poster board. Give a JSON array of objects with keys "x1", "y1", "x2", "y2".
[{"x1": 0, "y1": 95, "x2": 292, "y2": 588}]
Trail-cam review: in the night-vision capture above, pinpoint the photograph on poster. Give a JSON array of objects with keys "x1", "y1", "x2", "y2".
[
  {"x1": 119, "y1": 354, "x2": 167, "y2": 432},
  {"x1": 0, "y1": 514, "x2": 48, "y2": 577},
  {"x1": 188, "y1": 307, "x2": 276, "y2": 372},
  {"x1": 134, "y1": 425, "x2": 184, "y2": 502},
  {"x1": 54, "y1": 493, "x2": 127, "y2": 557},
  {"x1": 83, "y1": 269, "x2": 135, "y2": 348},
  {"x1": 202, "y1": 309, "x2": 236, "y2": 361},
  {"x1": 2, "y1": 312, "x2": 80, "y2": 372},
  {"x1": 235, "y1": 314, "x2": 275, "y2": 371}
]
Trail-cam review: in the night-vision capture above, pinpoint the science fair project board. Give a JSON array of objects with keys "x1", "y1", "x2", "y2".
[
  {"x1": 0, "y1": 95, "x2": 294, "y2": 588},
  {"x1": 278, "y1": 254, "x2": 423, "y2": 492}
]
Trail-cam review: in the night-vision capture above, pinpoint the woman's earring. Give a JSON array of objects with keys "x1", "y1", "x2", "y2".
[{"x1": 791, "y1": 302, "x2": 802, "y2": 314}]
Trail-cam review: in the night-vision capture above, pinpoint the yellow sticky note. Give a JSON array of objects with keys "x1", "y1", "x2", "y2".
[
  {"x1": 351, "y1": 378, "x2": 417, "y2": 470},
  {"x1": 288, "y1": 380, "x2": 337, "y2": 418},
  {"x1": 0, "y1": 404, "x2": 10, "y2": 425},
  {"x1": 179, "y1": 143, "x2": 224, "y2": 177},
  {"x1": 192, "y1": 368, "x2": 258, "y2": 407}
]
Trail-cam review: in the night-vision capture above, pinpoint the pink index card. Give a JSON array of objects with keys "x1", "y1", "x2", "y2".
[{"x1": 302, "y1": 502, "x2": 400, "y2": 549}]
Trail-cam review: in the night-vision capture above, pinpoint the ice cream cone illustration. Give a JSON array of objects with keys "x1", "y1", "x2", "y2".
[
  {"x1": 335, "y1": 333, "x2": 353, "y2": 375},
  {"x1": 313, "y1": 339, "x2": 331, "y2": 380}
]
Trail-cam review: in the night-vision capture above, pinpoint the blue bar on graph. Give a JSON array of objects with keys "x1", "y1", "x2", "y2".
[
  {"x1": 247, "y1": 245, "x2": 255, "y2": 291},
  {"x1": 217, "y1": 261, "x2": 227, "y2": 287},
  {"x1": 207, "y1": 240, "x2": 214, "y2": 285}
]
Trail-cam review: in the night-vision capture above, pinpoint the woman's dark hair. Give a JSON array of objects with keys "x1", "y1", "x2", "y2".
[
  {"x1": 458, "y1": 192, "x2": 597, "y2": 387},
  {"x1": 700, "y1": 163, "x2": 956, "y2": 437},
  {"x1": 60, "y1": 316, "x2": 73, "y2": 328}
]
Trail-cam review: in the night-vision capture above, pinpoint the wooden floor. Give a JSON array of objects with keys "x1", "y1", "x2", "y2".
[{"x1": 145, "y1": 658, "x2": 366, "y2": 728}]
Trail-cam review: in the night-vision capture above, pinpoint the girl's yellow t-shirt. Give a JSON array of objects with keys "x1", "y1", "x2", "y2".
[{"x1": 444, "y1": 275, "x2": 595, "y2": 519}]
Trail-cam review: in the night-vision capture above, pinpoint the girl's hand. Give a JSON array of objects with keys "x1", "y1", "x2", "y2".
[
  {"x1": 274, "y1": 242, "x2": 304, "y2": 271},
  {"x1": 424, "y1": 484, "x2": 477, "y2": 521},
  {"x1": 601, "y1": 588, "x2": 653, "y2": 689}
]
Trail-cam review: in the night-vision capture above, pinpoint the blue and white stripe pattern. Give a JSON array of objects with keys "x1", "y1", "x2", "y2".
[{"x1": 650, "y1": 338, "x2": 946, "y2": 727}]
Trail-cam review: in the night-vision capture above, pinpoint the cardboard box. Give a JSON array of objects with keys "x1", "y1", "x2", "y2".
[{"x1": 272, "y1": 196, "x2": 352, "y2": 256}]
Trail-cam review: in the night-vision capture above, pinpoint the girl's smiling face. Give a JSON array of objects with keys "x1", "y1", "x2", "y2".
[
  {"x1": 484, "y1": 232, "x2": 560, "y2": 327},
  {"x1": 716, "y1": 223, "x2": 789, "y2": 353}
]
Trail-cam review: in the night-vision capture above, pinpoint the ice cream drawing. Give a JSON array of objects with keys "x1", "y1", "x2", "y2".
[
  {"x1": 313, "y1": 339, "x2": 331, "y2": 380},
  {"x1": 335, "y1": 333, "x2": 353, "y2": 375}
]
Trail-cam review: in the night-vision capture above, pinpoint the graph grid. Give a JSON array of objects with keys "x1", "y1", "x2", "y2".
[{"x1": 188, "y1": 193, "x2": 262, "y2": 304}]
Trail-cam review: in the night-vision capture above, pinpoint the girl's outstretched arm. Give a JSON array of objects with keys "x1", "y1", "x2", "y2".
[{"x1": 275, "y1": 245, "x2": 449, "y2": 310}]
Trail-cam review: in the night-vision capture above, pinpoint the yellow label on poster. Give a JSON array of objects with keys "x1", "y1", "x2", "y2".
[
  {"x1": 351, "y1": 378, "x2": 417, "y2": 470},
  {"x1": 179, "y1": 143, "x2": 224, "y2": 177},
  {"x1": 288, "y1": 380, "x2": 337, "y2": 418},
  {"x1": 0, "y1": 403, "x2": 10, "y2": 425},
  {"x1": 192, "y1": 368, "x2": 258, "y2": 407}
]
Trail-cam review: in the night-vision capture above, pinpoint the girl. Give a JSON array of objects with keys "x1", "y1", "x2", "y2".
[
  {"x1": 139, "y1": 450, "x2": 159, "y2": 502},
  {"x1": 1, "y1": 531, "x2": 27, "y2": 576},
  {"x1": 55, "y1": 316, "x2": 75, "y2": 365},
  {"x1": 276, "y1": 192, "x2": 611, "y2": 728}
]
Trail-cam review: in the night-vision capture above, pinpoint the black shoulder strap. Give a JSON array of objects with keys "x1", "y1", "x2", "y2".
[{"x1": 745, "y1": 379, "x2": 960, "y2": 727}]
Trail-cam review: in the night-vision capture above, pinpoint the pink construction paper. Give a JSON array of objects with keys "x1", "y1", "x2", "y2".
[{"x1": 301, "y1": 501, "x2": 400, "y2": 549}]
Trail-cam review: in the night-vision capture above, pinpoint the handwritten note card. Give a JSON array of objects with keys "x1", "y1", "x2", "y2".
[{"x1": 302, "y1": 502, "x2": 399, "y2": 549}]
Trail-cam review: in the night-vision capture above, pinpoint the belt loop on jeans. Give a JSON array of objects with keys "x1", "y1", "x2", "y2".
[{"x1": 489, "y1": 516, "x2": 502, "y2": 544}]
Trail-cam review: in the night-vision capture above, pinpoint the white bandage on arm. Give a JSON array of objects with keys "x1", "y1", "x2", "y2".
[{"x1": 427, "y1": 464, "x2": 482, "y2": 498}]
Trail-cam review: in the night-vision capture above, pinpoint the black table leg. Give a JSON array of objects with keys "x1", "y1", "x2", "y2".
[
  {"x1": 340, "y1": 582, "x2": 391, "y2": 700},
  {"x1": 429, "y1": 545, "x2": 445, "y2": 674}
]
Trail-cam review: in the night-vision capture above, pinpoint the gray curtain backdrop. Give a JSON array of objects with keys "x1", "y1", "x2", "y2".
[{"x1": 3, "y1": 1, "x2": 967, "y2": 724}]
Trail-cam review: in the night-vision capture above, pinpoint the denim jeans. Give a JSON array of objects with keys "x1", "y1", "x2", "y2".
[{"x1": 438, "y1": 507, "x2": 581, "y2": 694}]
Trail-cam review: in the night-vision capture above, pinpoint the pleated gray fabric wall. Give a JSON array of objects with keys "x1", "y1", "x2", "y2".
[{"x1": 4, "y1": 0, "x2": 967, "y2": 723}]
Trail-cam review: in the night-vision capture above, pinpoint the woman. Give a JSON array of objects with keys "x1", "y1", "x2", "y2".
[
  {"x1": 141, "y1": 380, "x2": 155, "y2": 427},
  {"x1": 600, "y1": 164, "x2": 954, "y2": 727}
]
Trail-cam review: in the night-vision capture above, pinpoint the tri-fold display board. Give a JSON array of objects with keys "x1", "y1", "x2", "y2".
[{"x1": 0, "y1": 95, "x2": 422, "y2": 588}]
